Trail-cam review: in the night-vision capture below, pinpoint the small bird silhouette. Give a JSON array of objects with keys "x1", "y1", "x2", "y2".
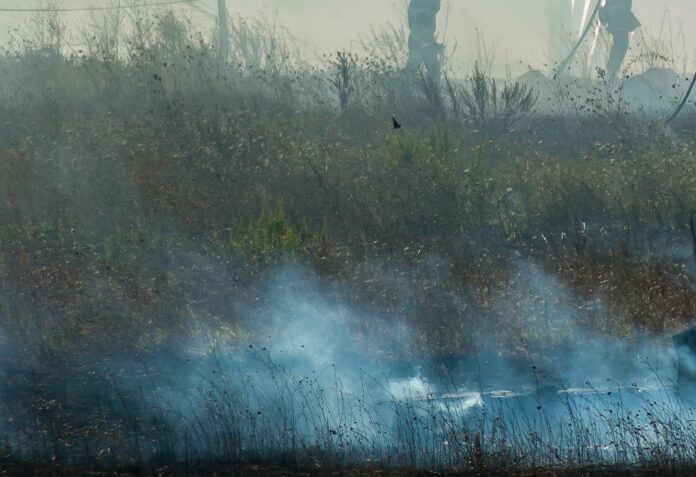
[{"x1": 392, "y1": 116, "x2": 402, "y2": 129}]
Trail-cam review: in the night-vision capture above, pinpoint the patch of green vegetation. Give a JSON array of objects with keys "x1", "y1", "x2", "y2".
[
  {"x1": 387, "y1": 123, "x2": 470, "y2": 166},
  {"x1": 212, "y1": 209, "x2": 328, "y2": 264}
]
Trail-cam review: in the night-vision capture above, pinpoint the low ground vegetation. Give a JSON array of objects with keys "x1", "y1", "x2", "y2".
[{"x1": 0, "y1": 5, "x2": 695, "y2": 476}]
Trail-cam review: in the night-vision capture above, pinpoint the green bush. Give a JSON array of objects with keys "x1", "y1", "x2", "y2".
[{"x1": 213, "y1": 209, "x2": 328, "y2": 264}]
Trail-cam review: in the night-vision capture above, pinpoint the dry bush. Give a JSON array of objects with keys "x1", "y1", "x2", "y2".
[{"x1": 446, "y1": 62, "x2": 537, "y2": 140}]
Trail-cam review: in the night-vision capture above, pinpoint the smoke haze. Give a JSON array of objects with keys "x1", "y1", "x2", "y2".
[
  {"x1": 2, "y1": 0, "x2": 695, "y2": 76},
  {"x1": 1, "y1": 0, "x2": 696, "y2": 473}
]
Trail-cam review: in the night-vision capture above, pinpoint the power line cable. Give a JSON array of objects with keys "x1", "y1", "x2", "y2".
[
  {"x1": 189, "y1": 2, "x2": 216, "y2": 21},
  {"x1": 0, "y1": 0, "x2": 203, "y2": 13}
]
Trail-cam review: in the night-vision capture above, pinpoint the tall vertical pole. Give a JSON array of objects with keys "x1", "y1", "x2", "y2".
[{"x1": 218, "y1": 0, "x2": 229, "y2": 63}]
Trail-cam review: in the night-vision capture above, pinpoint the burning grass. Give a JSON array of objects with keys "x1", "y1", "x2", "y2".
[{"x1": 0, "y1": 4, "x2": 696, "y2": 476}]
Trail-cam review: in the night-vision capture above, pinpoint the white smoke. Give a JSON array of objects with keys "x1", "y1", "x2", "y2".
[{"x1": 579, "y1": 0, "x2": 593, "y2": 37}]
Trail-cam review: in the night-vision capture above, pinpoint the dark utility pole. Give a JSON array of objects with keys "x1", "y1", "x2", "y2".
[{"x1": 217, "y1": 0, "x2": 229, "y2": 62}]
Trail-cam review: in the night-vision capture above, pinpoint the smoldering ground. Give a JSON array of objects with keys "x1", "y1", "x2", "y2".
[
  {"x1": 0, "y1": 249, "x2": 691, "y2": 471},
  {"x1": 2, "y1": 2, "x2": 696, "y2": 475}
]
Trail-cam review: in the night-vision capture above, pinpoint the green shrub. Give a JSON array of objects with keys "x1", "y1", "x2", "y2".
[{"x1": 216, "y1": 209, "x2": 328, "y2": 264}]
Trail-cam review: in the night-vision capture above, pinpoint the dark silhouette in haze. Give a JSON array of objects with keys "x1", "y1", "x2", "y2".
[
  {"x1": 599, "y1": 0, "x2": 640, "y2": 79},
  {"x1": 407, "y1": 0, "x2": 443, "y2": 79}
]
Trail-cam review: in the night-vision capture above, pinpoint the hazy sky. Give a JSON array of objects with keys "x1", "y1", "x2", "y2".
[{"x1": 1, "y1": 0, "x2": 695, "y2": 75}]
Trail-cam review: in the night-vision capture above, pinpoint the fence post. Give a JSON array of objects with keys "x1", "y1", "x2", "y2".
[{"x1": 217, "y1": 0, "x2": 229, "y2": 63}]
